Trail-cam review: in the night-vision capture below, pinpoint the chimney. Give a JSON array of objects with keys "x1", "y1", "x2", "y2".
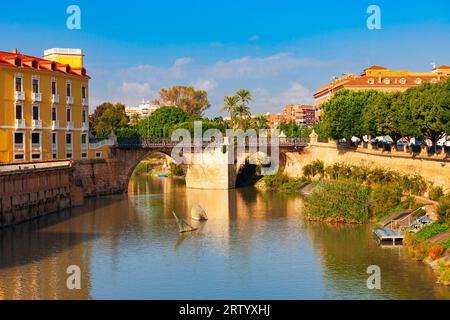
[{"x1": 12, "y1": 48, "x2": 18, "y2": 54}]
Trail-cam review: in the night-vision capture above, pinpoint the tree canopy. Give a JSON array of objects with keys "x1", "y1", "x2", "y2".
[
  {"x1": 92, "y1": 102, "x2": 129, "y2": 139},
  {"x1": 152, "y1": 85, "x2": 211, "y2": 115},
  {"x1": 136, "y1": 106, "x2": 188, "y2": 138}
]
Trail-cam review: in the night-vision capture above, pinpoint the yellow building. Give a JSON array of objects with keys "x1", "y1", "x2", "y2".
[
  {"x1": 0, "y1": 48, "x2": 91, "y2": 163},
  {"x1": 314, "y1": 65, "x2": 450, "y2": 120}
]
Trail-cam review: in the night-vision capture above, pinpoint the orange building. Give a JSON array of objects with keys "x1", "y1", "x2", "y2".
[
  {"x1": 314, "y1": 65, "x2": 450, "y2": 120},
  {"x1": 283, "y1": 105, "x2": 315, "y2": 127},
  {"x1": 265, "y1": 113, "x2": 285, "y2": 129}
]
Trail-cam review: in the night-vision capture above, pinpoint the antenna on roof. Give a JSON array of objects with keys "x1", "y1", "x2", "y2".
[{"x1": 431, "y1": 60, "x2": 437, "y2": 70}]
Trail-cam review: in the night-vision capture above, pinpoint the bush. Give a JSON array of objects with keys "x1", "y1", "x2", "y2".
[
  {"x1": 303, "y1": 160, "x2": 325, "y2": 178},
  {"x1": 416, "y1": 223, "x2": 449, "y2": 241},
  {"x1": 304, "y1": 179, "x2": 369, "y2": 223},
  {"x1": 428, "y1": 243, "x2": 446, "y2": 260},
  {"x1": 404, "y1": 234, "x2": 430, "y2": 261},
  {"x1": 169, "y1": 163, "x2": 184, "y2": 176},
  {"x1": 134, "y1": 162, "x2": 151, "y2": 175},
  {"x1": 370, "y1": 183, "x2": 403, "y2": 217},
  {"x1": 400, "y1": 174, "x2": 428, "y2": 196},
  {"x1": 437, "y1": 194, "x2": 450, "y2": 223},
  {"x1": 429, "y1": 186, "x2": 444, "y2": 201},
  {"x1": 437, "y1": 261, "x2": 450, "y2": 283}
]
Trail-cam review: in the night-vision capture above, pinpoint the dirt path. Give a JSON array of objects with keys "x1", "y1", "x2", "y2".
[{"x1": 429, "y1": 231, "x2": 450, "y2": 244}]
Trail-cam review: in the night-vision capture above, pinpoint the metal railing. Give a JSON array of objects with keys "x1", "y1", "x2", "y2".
[{"x1": 116, "y1": 137, "x2": 310, "y2": 149}]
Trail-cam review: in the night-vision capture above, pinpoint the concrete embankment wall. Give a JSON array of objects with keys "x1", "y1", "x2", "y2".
[
  {"x1": 0, "y1": 165, "x2": 73, "y2": 228},
  {"x1": 284, "y1": 141, "x2": 450, "y2": 191}
]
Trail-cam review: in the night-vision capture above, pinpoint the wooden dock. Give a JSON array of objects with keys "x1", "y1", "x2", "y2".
[{"x1": 373, "y1": 229, "x2": 405, "y2": 245}]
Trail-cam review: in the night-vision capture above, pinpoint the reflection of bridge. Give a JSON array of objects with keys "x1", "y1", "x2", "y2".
[{"x1": 73, "y1": 137, "x2": 310, "y2": 194}]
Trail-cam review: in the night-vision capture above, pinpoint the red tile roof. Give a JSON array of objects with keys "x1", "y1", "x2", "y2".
[{"x1": 0, "y1": 50, "x2": 89, "y2": 78}]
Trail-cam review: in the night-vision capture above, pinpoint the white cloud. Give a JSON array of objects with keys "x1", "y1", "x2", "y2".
[
  {"x1": 277, "y1": 82, "x2": 313, "y2": 105},
  {"x1": 174, "y1": 57, "x2": 193, "y2": 66},
  {"x1": 117, "y1": 82, "x2": 152, "y2": 105},
  {"x1": 191, "y1": 79, "x2": 218, "y2": 92},
  {"x1": 207, "y1": 53, "x2": 324, "y2": 79}
]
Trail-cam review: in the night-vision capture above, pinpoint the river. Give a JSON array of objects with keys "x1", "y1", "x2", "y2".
[{"x1": 0, "y1": 176, "x2": 449, "y2": 300}]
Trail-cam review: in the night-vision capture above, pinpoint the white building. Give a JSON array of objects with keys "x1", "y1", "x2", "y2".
[{"x1": 125, "y1": 100, "x2": 160, "y2": 120}]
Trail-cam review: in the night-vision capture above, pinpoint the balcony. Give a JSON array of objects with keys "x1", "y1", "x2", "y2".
[
  {"x1": 15, "y1": 119, "x2": 26, "y2": 129},
  {"x1": 52, "y1": 120, "x2": 59, "y2": 130},
  {"x1": 52, "y1": 94, "x2": 60, "y2": 104},
  {"x1": 82, "y1": 122, "x2": 89, "y2": 131},
  {"x1": 14, "y1": 143, "x2": 25, "y2": 151},
  {"x1": 32, "y1": 119, "x2": 42, "y2": 130},
  {"x1": 82, "y1": 98, "x2": 89, "y2": 107},
  {"x1": 66, "y1": 121, "x2": 74, "y2": 130},
  {"x1": 52, "y1": 144, "x2": 58, "y2": 152},
  {"x1": 66, "y1": 144, "x2": 73, "y2": 151},
  {"x1": 15, "y1": 91, "x2": 25, "y2": 101},
  {"x1": 31, "y1": 92, "x2": 42, "y2": 102},
  {"x1": 31, "y1": 143, "x2": 41, "y2": 152},
  {"x1": 66, "y1": 96, "x2": 74, "y2": 105}
]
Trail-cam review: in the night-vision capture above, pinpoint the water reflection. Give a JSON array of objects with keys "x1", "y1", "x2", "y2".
[{"x1": 0, "y1": 176, "x2": 448, "y2": 300}]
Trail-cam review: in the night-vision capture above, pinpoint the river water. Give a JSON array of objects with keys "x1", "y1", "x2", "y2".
[{"x1": 0, "y1": 176, "x2": 449, "y2": 300}]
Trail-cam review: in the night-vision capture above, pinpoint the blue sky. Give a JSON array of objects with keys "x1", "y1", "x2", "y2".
[{"x1": 1, "y1": 0, "x2": 450, "y2": 116}]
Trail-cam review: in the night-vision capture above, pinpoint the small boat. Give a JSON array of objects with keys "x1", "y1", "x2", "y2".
[
  {"x1": 172, "y1": 211, "x2": 198, "y2": 233},
  {"x1": 158, "y1": 173, "x2": 169, "y2": 178}
]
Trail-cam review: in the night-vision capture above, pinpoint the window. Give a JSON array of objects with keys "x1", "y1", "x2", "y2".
[
  {"x1": 399, "y1": 78, "x2": 407, "y2": 85},
  {"x1": 32, "y1": 154, "x2": 41, "y2": 160},
  {"x1": 95, "y1": 152, "x2": 102, "y2": 158},
  {"x1": 66, "y1": 82, "x2": 72, "y2": 97},
  {"x1": 31, "y1": 132, "x2": 40, "y2": 145},
  {"x1": 81, "y1": 152, "x2": 88, "y2": 159},
  {"x1": 81, "y1": 134, "x2": 87, "y2": 145},
  {"x1": 52, "y1": 153, "x2": 58, "y2": 160},
  {"x1": 82, "y1": 86, "x2": 87, "y2": 99},
  {"x1": 52, "y1": 107, "x2": 57, "y2": 121},
  {"x1": 32, "y1": 78, "x2": 39, "y2": 94},
  {"x1": 15, "y1": 104, "x2": 23, "y2": 120},
  {"x1": 66, "y1": 108, "x2": 72, "y2": 122},
  {"x1": 66, "y1": 133, "x2": 72, "y2": 145},
  {"x1": 415, "y1": 78, "x2": 423, "y2": 85},
  {"x1": 32, "y1": 105, "x2": 39, "y2": 121},
  {"x1": 51, "y1": 80, "x2": 57, "y2": 95},
  {"x1": 383, "y1": 78, "x2": 391, "y2": 85},
  {"x1": 82, "y1": 108, "x2": 87, "y2": 123},
  {"x1": 15, "y1": 154, "x2": 25, "y2": 160},
  {"x1": 66, "y1": 153, "x2": 72, "y2": 159},
  {"x1": 52, "y1": 132, "x2": 57, "y2": 145},
  {"x1": 15, "y1": 77, "x2": 22, "y2": 92},
  {"x1": 14, "y1": 132, "x2": 24, "y2": 144},
  {"x1": 368, "y1": 78, "x2": 375, "y2": 85}
]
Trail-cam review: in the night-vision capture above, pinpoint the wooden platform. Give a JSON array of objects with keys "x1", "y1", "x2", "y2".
[{"x1": 373, "y1": 229, "x2": 405, "y2": 245}]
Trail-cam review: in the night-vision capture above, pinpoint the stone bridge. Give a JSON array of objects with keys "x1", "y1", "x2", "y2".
[{"x1": 72, "y1": 137, "x2": 309, "y2": 196}]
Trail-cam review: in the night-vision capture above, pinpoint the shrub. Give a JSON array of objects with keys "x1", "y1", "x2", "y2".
[
  {"x1": 416, "y1": 223, "x2": 449, "y2": 241},
  {"x1": 370, "y1": 183, "x2": 403, "y2": 217},
  {"x1": 404, "y1": 234, "x2": 430, "y2": 261},
  {"x1": 303, "y1": 160, "x2": 325, "y2": 178},
  {"x1": 428, "y1": 243, "x2": 446, "y2": 260},
  {"x1": 437, "y1": 261, "x2": 450, "y2": 283},
  {"x1": 429, "y1": 186, "x2": 444, "y2": 201},
  {"x1": 304, "y1": 179, "x2": 369, "y2": 223},
  {"x1": 443, "y1": 237, "x2": 450, "y2": 250},
  {"x1": 134, "y1": 162, "x2": 151, "y2": 175},
  {"x1": 437, "y1": 194, "x2": 450, "y2": 223},
  {"x1": 169, "y1": 163, "x2": 184, "y2": 176},
  {"x1": 400, "y1": 174, "x2": 428, "y2": 196}
]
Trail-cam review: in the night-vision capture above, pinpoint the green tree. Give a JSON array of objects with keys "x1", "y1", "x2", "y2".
[
  {"x1": 136, "y1": 106, "x2": 187, "y2": 138},
  {"x1": 235, "y1": 89, "x2": 253, "y2": 129},
  {"x1": 408, "y1": 79, "x2": 450, "y2": 149},
  {"x1": 362, "y1": 92, "x2": 403, "y2": 145},
  {"x1": 95, "y1": 103, "x2": 129, "y2": 139},
  {"x1": 89, "y1": 102, "x2": 114, "y2": 136},
  {"x1": 153, "y1": 85, "x2": 211, "y2": 115},
  {"x1": 279, "y1": 121, "x2": 312, "y2": 138},
  {"x1": 322, "y1": 90, "x2": 380, "y2": 141},
  {"x1": 221, "y1": 96, "x2": 239, "y2": 128},
  {"x1": 251, "y1": 115, "x2": 269, "y2": 130}
]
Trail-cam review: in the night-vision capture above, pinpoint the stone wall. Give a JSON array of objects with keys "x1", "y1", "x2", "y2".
[
  {"x1": 0, "y1": 166, "x2": 73, "y2": 228},
  {"x1": 284, "y1": 140, "x2": 450, "y2": 191}
]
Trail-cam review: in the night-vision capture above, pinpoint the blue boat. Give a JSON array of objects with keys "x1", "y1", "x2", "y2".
[{"x1": 158, "y1": 174, "x2": 169, "y2": 178}]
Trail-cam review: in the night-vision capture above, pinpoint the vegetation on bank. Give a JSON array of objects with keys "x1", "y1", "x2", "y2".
[
  {"x1": 304, "y1": 179, "x2": 369, "y2": 223},
  {"x1": 133, "y1": 160, "x2": 184, "y2": 177}
]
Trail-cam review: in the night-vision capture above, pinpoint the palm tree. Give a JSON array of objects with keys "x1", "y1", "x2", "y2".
[
  {"x1": 234, "y1": 104, "x2": 251, "y2": 129},
  {"x1": 235, "y1": 89, "x2": 253, "y2": 129},
  {"x1": 221, "y1": 96, "x2": 239, "y2": 127}
]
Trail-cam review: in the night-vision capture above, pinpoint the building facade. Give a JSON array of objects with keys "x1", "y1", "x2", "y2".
[
  {"x1": 125, "y1": 100, "x2": 160, "y2": 122},
  {"x1": 314, "y1": 65, "x2": 450, "y2": 120},
  {"x1": 0, "y1": 48, "x2": 90, "y2": 163},
  {"x1": 283, "y1": 105, "x2": 315, "y2": 127}
]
